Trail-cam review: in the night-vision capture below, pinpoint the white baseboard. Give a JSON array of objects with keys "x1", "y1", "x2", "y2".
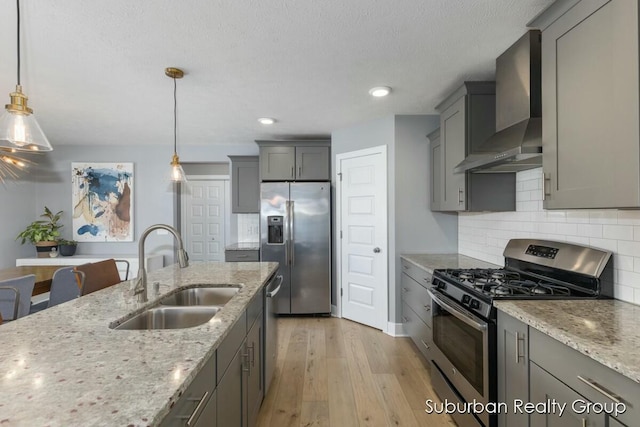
[
  {"x1": 386, "y1": 322, "x2": 407, "y2": 337},
  {"x1": 331, "y1": 304, "x2": 339, "y2": 317}
]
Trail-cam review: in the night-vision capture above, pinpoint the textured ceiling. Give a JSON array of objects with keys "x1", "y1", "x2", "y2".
[{"x1": 0, "y1": 0, "x2": 554, "y2": 147}]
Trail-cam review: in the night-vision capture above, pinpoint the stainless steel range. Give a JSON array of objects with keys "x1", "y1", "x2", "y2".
[{"x1": 428, "y1": 239, "x2": 613, "y2": 427}]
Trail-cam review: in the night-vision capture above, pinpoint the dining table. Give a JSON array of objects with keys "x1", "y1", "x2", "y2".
[{"x1": 0, "y1": 265, "x2": 69, "y2": 296}]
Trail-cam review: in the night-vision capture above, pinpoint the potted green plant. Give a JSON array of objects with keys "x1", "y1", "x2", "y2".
[
  {"x1": 16, "y1": 206, "x2": 64, "y2": 258},
  {"x1": 58, "y1": 239, "x2": 78, "y2": 257}
]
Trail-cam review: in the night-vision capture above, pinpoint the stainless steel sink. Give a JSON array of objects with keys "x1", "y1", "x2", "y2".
[
  {"x1": 159, "y1": 286, "x2": 239, "y2": 306},
  {"x1": 113, "y1": 306, "x2": 220, "y2": 330}
]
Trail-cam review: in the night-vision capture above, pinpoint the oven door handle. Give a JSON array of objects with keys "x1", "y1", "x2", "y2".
[{"x1": 428, "y1": 289, "x2": 488, "y2": 332}]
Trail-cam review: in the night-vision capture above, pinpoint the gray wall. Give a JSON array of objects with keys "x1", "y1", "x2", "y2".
[
  {"x1": 0, "y1": 180, "x2": 37, "y2": 268},
  {"x1": 393, "y1": 115, "x2": 458, "y2": 323},
  {"x1": 332, "y1": 115, "x2": 458, "y2": 329},
  {"x1": 0, "y1": 143, "x2": 257, "y2": 267}
]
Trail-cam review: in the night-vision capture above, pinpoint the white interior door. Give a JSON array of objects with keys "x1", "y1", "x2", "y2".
[
  {"x1": 338, "y1": 146, "x2": 387, "y2": 330},
  {"x1": 182, "y1": 180, "x2": 226, "y2": 262}
]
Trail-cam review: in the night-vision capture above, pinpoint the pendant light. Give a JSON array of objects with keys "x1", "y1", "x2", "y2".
[
  {"x1": 0, "y1": 0, "x2": 52, "y2": 153},
  {"x1": 165, "y1": 67, "x2": 187, "y2": 183}
]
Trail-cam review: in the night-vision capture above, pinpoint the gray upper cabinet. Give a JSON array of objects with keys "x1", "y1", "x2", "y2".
[
  {"x1": 534, "y1": 0, "x2": 640, "y2": 208},
  {"x1": 295, "y1": 146, "x2": 330, "y2": 180},
  {"x1": 428, "y1": 128, "x2": 443, "y2": 211},
  {"x1": 257, "y1": 140, "x2": 331, "y2": 181},
  {"x1": 259, "y1": 146, "x2": 296, "y2": 181},
  {"x1": 434, "y1": 82, "x2": 516, "y2": 212},
  {"x1": 229, "y1": 156, "x2": 260, "y2": 213}
]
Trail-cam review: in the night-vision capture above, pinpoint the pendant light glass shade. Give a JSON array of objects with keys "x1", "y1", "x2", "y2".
[
  {"x1": 170, "y1": 153, "x2": 187, "y2": 182},
  {"x1": 166, "y1": 67, "x2": 187, "y2": 183},
  {"x1": 1, "y1": 0, "x2": 52, "y2": 153}
]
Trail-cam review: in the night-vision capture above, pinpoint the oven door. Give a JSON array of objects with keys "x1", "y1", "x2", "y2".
[{"x1": 428, "y1": 288, "x2": 494, "y2": 426}]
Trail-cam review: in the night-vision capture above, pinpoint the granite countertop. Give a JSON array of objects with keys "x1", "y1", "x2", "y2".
[
  {"x1": 400, "y1": 253, "x2": 501, "y2": 273},
  {"x1": 225, "y1": 242, "x2": 260, "y2": 251},
  {"x1": 0, "y1": 261, "x2": 278, "y2": 426},
  {"x1": 495, "y1": 300, "x2": 640, "y2": 384}
]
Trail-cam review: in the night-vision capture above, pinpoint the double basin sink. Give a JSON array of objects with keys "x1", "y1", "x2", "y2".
[{"x1": 112, "y1": 286, "x2": 239, "y2": 330}]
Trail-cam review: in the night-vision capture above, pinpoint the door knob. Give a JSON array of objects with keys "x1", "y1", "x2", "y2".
[{"x1": 373, "y1": 247, "x2": 381, "y2": 253}]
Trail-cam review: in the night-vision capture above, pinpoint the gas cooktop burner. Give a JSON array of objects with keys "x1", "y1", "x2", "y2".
[{"x1": 437, "y1": 268, "x2": 576, "y2": 299}]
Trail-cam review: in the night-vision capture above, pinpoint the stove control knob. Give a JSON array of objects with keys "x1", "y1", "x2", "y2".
[
  {"x1": 470, "y1": 299, "x2": 480, "y2": 309},
  {"x1": 462, "y1": 295, "x2": 471, "y2": 305}
]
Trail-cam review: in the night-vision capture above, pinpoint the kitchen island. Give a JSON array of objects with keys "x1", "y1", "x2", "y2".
[{"x1": 0, "y1": 261, "x2": 278, "y2": 426}]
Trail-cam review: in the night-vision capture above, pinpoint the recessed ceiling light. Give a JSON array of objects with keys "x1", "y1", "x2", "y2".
[
  {"x1": 369, "y1": 86, "x2": 392, "y2": 97},
  {"x1": 258, "y1": 118, "x2": 276, "y2": 125}
]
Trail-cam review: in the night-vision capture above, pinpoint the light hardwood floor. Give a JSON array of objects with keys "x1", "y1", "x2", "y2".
[{"x1": 256, "y1": 317, "x2": 456, "y2": 427}]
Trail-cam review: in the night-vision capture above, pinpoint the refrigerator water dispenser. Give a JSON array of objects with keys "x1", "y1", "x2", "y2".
[{"x1": 267, "y1": 216, "x2": 284, "y2": 244}]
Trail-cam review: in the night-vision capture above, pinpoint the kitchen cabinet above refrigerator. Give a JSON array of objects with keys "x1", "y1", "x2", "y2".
[
  {"x1": 256, "y1": 140, "x2": 330, "y2": 181},
  {"x1": 532, "y1": 0, "x2": 640, "y2": 209},
  {"x1": 432, "y1": 82, "x2": 516, "y2": 212}
]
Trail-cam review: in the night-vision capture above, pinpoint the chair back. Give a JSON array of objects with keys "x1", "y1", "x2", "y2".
[
  {"x1": 75, "y1": 259, "x2": 122, "y2": 296},
  {"x1": 48, "y1": 267, "x2": 85, "y2": 308},
  {"x1": 0, "y1": 274, "x2": 36, "y2": 320}
]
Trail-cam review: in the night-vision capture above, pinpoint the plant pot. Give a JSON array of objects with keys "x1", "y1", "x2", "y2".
[
  {"x1": 35, "y1": 241, "x2": 59, "y2": 258},
  {"x1": 59, "y1": 244, "x2": 77, "y2": 257}
]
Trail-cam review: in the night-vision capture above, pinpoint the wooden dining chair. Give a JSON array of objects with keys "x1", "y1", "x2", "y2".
[
  {"x1": 0, "y1": 274, "x2": 36, "y2": 320},
  {"x1": 75, "y1": 259, "x2": 125, "y2": 296}
]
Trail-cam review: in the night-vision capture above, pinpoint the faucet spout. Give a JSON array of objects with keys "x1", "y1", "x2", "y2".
[{"x1": 136, "y1": 224, "x2": 189, "y2": 303}]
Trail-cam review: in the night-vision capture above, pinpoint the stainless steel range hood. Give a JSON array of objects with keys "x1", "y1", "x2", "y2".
[{"x1": 454, "y1": 30, "x2": 542, "y2": 173}]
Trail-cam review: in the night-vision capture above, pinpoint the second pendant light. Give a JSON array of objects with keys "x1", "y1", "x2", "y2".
[{"x1": 166, "y1": 67, "x2": 187, "y2": 183}]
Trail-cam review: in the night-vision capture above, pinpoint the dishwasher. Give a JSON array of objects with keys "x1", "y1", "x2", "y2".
[{"x1": 264, "y1": 272, "x2": 282, "y2": 395}]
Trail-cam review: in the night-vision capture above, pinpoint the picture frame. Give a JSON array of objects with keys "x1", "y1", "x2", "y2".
[{"x1": 71, "y1": 162, "x2": 134, "y2": 242}]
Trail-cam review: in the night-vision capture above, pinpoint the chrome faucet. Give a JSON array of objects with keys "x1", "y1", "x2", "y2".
[{"x1": 133, "y1": 224, "x2": 189, "y2": 303}]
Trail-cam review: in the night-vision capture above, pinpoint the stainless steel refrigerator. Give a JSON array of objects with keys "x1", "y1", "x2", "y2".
[{"x1": 260, "y1": 182, "x2": 331, "y2": 314}]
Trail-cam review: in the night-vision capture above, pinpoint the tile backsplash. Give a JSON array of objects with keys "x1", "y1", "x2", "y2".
[
  {"x1": 459, "y1": 167, "x2": 640, "y2": 305},
  {"x1": 237, "y1": 214, "x2": 259, "y2": 243}
]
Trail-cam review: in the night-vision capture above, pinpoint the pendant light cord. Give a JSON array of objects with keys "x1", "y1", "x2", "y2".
[
  {"x1": 16, "y1": 0, "x2": 21, "y2": 86},
  {"x1": 173, "y1": 77, "x2": 177, "y2": 154}
]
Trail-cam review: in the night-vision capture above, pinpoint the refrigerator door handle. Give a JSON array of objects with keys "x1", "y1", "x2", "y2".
[
  {"x1": 285, "y1": 201, "x2": 290, "y2": 265},
  {"x1": 290, "y1": 201, "x2": 295, "y2": 266}
]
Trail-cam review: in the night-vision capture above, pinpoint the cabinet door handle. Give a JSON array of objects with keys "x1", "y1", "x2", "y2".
[
  {"x1": 185, "y1": 391, "x2": 209, "y2": 427},
  {"x1": 581, "y1": 419, "x2": 587, "y2": 427},
  {"x1": 423, "y1": 305, "x2": 431, "y2": 312},
  {"x1": 242, "y1": 351, "x2": 251, "y2": 373},
  {"x1": 577, "y1": 376, "x2": 624, "y2": 404},
  {"x1": 515, "y1": 332, "x2": 525, "y2": 364},
  {"x1": 291, "y1": 166, "x2": 294, "y2": 178},
  {"x1": 402, "y1": 316, "x2": 409, "y2": 323},
  {"x1": 402, "y1": 287, "x2": 409, "y2": 293},
  {"x1": 543, "y1": 173, "x2": 551, "y2": 200},
  {"x1": 402, "y1": 264, "x2": 410, "y2": 270},
  {"x1": 298, "y1": 166, "x2": 302, "y2": 177},
  {"x1": 248, "y1": 342, "x2": 255, "y2": 367},
  {"x1": 420, "y1": 340, "x2": 431, "y2": 351},
  {"x1": 458, "y1": 188, "x2": 464, "y2": 205}
]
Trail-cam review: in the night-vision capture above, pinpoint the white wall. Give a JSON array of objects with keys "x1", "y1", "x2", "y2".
[{"x1": 459, "y1": 167, "x2": 640, "y2": 305}]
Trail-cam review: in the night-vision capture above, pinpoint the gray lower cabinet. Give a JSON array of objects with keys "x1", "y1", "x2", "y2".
[
  {"x1": 529, "y1": 328, "x2": 639, "y2": 427},
  {"x1": 229, "y1": 156, "x2": 259, "y2": 213},
  {"x1": 159, "y1": 352, "x2": 217, "y2": 427},
  {"x1": 225, "y1": 250, "x2": 260, "y2": 262},
  {"x1": 497, "y1": 311, "x2": 529, "y2": 427},
  {"x1": 246, "y1": 310, "x2": 263, "y2": 427},
  {"x1": 400, "y1": 259, "x2": 433, "y2": 360},
  {"x1": 434, "y1": 82, "x2": 515, "y2": 212},
  {"x1": 217, "y1": 294, "x2": 264, "y2": 427},
  {"x1": 257, "y1": 141, "x2": 330, "y2": 181},
  {"x1": 428, "y1": 128, "x2": 442, "y2": 211},
  {"x1": 530, "y1": 362, "x2": 605, "y2": 427},
  {"x1": 217, "y1": 341, "x2": 246, "y2": 427},
  {"x1": 535, "y1": 0, "x2": 640, "y2": 209}
]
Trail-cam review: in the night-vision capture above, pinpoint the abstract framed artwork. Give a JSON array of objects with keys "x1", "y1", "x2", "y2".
[{"x1": 71, "y1": 162, "x2": 134, "y2": 242}]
